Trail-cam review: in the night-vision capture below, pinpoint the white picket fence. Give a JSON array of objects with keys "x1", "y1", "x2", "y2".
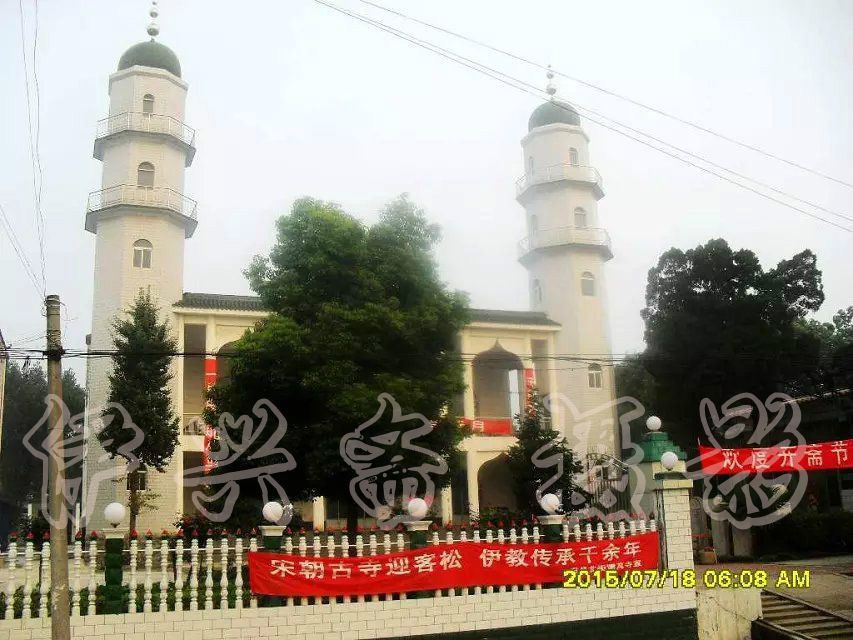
[{"x1": 0, "y1": 517, "x2": 656, "y2": 618}]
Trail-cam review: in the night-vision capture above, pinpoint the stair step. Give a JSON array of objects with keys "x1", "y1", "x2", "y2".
[{"x1": 790, "y1": 620, "x2": 850, "y2": 632}]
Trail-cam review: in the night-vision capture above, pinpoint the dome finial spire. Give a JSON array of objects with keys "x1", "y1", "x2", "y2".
[
  {"x1": 545, "y1": 65, "x2": 557, "y2": 100},
  {"x1": 147, "y1": 1, "x2": 160, "y2": 40}
]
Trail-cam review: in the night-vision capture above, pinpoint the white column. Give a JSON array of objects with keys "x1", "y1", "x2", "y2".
[
  {"x1": 439, "y1": 486, "x2": 453, "y2": 525},
  {"x1": 466, "y1": 451, "x2": 479, "y2": 517},
  {"x1": 312, "y1": 496, "x2": 326, "y2": 532}
]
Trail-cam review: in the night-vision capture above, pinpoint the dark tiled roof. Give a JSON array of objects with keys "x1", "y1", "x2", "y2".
[
  {"x1": 175, "y1": 292, "x2": 266, "y2": 312},
  {"x1": 175, "y1": 293, "x2": 559, "y2": 326},
  {"x1": 468, "y1": 308, "x2": 560, "y2": 327}
]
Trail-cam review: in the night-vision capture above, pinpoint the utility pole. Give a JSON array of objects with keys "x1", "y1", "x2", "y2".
[{"x1": 46, "y1": 295, "x2": 70, "y2": 640}]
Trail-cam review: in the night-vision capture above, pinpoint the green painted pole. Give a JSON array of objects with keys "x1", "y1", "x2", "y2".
[{"x1": 103, "y1": 531, "x2": 125, "y2": 614}]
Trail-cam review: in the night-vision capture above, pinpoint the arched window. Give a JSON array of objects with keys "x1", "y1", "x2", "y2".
[
  {"x1": 532, "y1": 278, "x2": 543, "y2": 304},
  {"x1": 587, "y1": 364, "x2": 603, "y2": 389},
  {"x1": 137, "y1": 162, "x2": 155, "y2": 188},
  {"x1": 581, "y1": 271, "x2": 595, "y2": 296},
  {"x1": 574, "y1": 207, "x2": 587, "y2": 228},
  {"x1": 142, "y1": 94, "x2": 155, "y2": 114},
  {"x1": 528, "y1": 156, "x2": 534, "y2": 173},
  {"x1": 569, "y1": 147, "x2": 579, "y2": 166},
  {"x1": 529, "y1": 214, "x2": 538, "y2": 235},
  {"x1": 133, "y1": 239, "x2": 153, "y2": 268}
]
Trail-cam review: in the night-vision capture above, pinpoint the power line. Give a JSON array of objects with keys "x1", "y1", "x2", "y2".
[
  {"x1": 356, "y1": 0, "x2": 853, "y2": 190},
  {"x1": 311, "y1": 0, "x2": 852, "y2": 233},
  {"x1": 18, "y1": 0, "x2": 47, "y2": 292},
  {"x1": 0, "y1": 202, "x2": 44, "y2": 300}
]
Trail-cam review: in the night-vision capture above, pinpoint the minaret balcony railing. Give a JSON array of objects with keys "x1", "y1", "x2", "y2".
[
  {"x1": 515, "y1": 163, "x2": 603, "y2": 197},
  {"x1": 95, "y1": 111, "x2": 196, "y2": 148},
  {"x1": 87, "y1": 184, "x2": 198, "y2": 220},
  {"x1": 518, "y1": 226, "x2": 612, "y2": 259}
]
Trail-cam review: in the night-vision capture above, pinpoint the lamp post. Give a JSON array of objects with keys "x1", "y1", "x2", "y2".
[
  {"x1": 538, "y1": 493, "x2": 564, "y2": 542},
  {"x1": 259, "y1": 502, "x2": 286, "y2": 607},
  {"x1": 102, "y1": 502, "x2": 126, "y2": 614},
  {"x1": 403, "y1": 498, "x2": 430, "y2": 550}
]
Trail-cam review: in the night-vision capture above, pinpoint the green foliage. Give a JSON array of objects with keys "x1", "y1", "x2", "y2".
[
  {"x1": 504, "y1": 389, "x2": 584, "y2": 515},
  {"x1": 100, "y1": 292, "x2": 179, "y2": 529},
  {"x1": 756, "y1": 509, "x2": 853, "y2": 556},
  {"x1": 207, "y1": 196, "x2": 469, "y2": 523},
  {"x1": 639, "y1": 239, "x2": 826, "y2": 449},
  {"x1": 0, "y1": 361, "x2": 85, "y2": 517}
]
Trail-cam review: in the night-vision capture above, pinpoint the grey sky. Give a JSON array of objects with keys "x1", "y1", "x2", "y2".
[{"x1": 2, "y1": 0, "x2": 852, "y2": 380}]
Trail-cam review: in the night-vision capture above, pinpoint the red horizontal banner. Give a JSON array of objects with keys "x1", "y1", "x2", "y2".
[
  {"x1": 461, "y1": 417, "x2": 513, "y2": 435},
  {"x1": 699, "y1": 438, "x2": 853, "y2": 475},
  {"x1": 248, "y1": 532, "x2": 659, "y2": 597}
]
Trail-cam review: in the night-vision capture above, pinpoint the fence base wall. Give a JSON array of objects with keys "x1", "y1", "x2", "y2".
[{"x1": 0, "y1": 585, "x2": 697, "y2": 640}]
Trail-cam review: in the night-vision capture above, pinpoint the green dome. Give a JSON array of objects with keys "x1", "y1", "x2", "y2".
[
  {"x1": 118, "y1": 40, "x2": 181, "y2": 77},
  {"x1": 528, "y1": 100, "x2": 580, "y2": 131}
]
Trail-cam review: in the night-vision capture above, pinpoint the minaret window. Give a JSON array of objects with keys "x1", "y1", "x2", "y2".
[
  {"x1": 529, "y1": 214, "x2": 538, "y2": 235},
  {"x1": 574, "y1": 207, "x2": 587, "y2": 228},
  {"x1": 142, "y1": 94, "x2": 155, "y2": 114},
  {"x1": 569, "y1": 147, "x2": 579, "y2": 166},
  {"x1": 532, "y1": 278, "x2": 543, "y2": 304},
  {"x1": 137, "y1": 162, "x2": 155, "y2": 188},
  {"x1": 133, "y1": 239, "x2": 153, "y2": 268},
  {"x1": 528, "y1": 156, "x2": 535, "y2": 174},
  {"x1": 587, "y1": 364, "x2": 603, "y2": 389},
  {"x1": 581, "y1": 271, "x2": 595, "y2": 296}
]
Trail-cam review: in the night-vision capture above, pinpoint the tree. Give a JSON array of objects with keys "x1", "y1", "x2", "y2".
[
  {"x1": 504, "y1": 389, "x2": 584, "y2": 515},
  {"x1": 0, "y1": 362, "x2": 85, "y2": 537},
  {"x1": 639, "y1": 238, "x2": 824, "y2": 449},
  {"x1": 99, "y1": 293, "x2": 179, "y2": 532},
  {"x1": 207, "y1": 196, "x2": 469, "y2": 530}
]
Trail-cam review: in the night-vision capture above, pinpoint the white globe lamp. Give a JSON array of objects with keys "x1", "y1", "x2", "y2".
[
  {"x1": 104, "y1": 502, "x2": 126, "y2": 528},
  {"x1": 407, "y1": 497, "x2": 428, "y2": 519},
  {"x1": 660, "y1": 451, "x2": 679, "y2": 471},
  {"x1": 646, "y1": 416, "x2": 662, "y2": 432},
  {"x1": 540, "y1": 493, "x2": 561, "y2": 515},
  {"x1": 262, "y1": 501, "x2": 285, "y2": 524}
]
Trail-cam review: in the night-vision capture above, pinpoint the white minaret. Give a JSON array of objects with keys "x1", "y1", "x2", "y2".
[
  {"x1": 517, "y1": 70, "x2": 617, "y2": 458},
  {"x1": 84, "y1": 2, "x2": 196, "y2": 530}
]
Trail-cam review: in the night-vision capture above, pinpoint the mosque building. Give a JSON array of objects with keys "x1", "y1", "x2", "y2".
[{"x1": 83, "y1": 6, "x2": 619, "y2": 531}]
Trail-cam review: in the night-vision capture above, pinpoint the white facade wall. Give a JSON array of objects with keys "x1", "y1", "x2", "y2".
[{"x1": 0, "y1": 585, "x2": 697, "y2": 640}]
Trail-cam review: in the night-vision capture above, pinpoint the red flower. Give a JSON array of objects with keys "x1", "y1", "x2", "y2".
[
  {"x1": 130, "y1": 530, "x2": 139, "y2": 540},
  {"x1": 250, "y1": 528, "x2": 258, "y2": 536},
  {"x1": 89, "y1": 531, "x2": 99, "y2": 540},
  {"x1": 145, "y1": 529, "x2": 154, "y2": 539},
  {"x1": 26, "y1": 532, "x2": 34, "y2": 541},
  {"x1": 74, "y1": 531, "x2": 82, "y2": 541},
  {"x1": 235, "y1": 529, "x2": 242, "y2": 537},
  {"x1": 192, "y1": 529, "x2": 200, "y2": 538},
  {"x1": 43, "y1": 532, "x2": 50, "y2": 541}
]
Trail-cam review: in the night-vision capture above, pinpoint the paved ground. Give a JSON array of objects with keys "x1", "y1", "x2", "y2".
[{"x1": 695, "y1": 555, "x2": 853, "y2": 619}]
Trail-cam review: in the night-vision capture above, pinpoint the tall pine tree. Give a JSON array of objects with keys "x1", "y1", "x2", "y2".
[{"x1": 100, "y1": 293, "x2": 179, "y2": 532}]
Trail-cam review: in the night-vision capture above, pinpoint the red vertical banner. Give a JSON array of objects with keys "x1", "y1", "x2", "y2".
[
  {"x1": 524, "y1": 368, "x2": 536, "y2": 400},
  {"x1": 202, "y1": 356, "x2": 218, "y2": 473}
]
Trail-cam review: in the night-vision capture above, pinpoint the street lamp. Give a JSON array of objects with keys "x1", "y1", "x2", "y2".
[
  {"x1": 660, "y1": 451, "x2": 679, "y2": 471},
  {"x1": 104, "y1": 501, "x2": 125, "y2": 527},
  {"x1": 539, "y1": 493, "x2": 561, "y2": 515},
  {"x1": 262, "y1": 501, "x2": 285, "y2": 524},
  {"x1": 102, "y1": 502, "x2": 126, "y2": 613},
  {"x1": 406, "y1": 497, "x2": 428, "y2": 520},
  {"x1": 646, "y1": 415, "x2": 662, "y2": 432}
]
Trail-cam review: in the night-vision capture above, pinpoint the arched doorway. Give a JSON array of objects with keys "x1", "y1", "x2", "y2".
[{"x1": 477, "y1": 454, "x2": 518, "y2": 513}]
